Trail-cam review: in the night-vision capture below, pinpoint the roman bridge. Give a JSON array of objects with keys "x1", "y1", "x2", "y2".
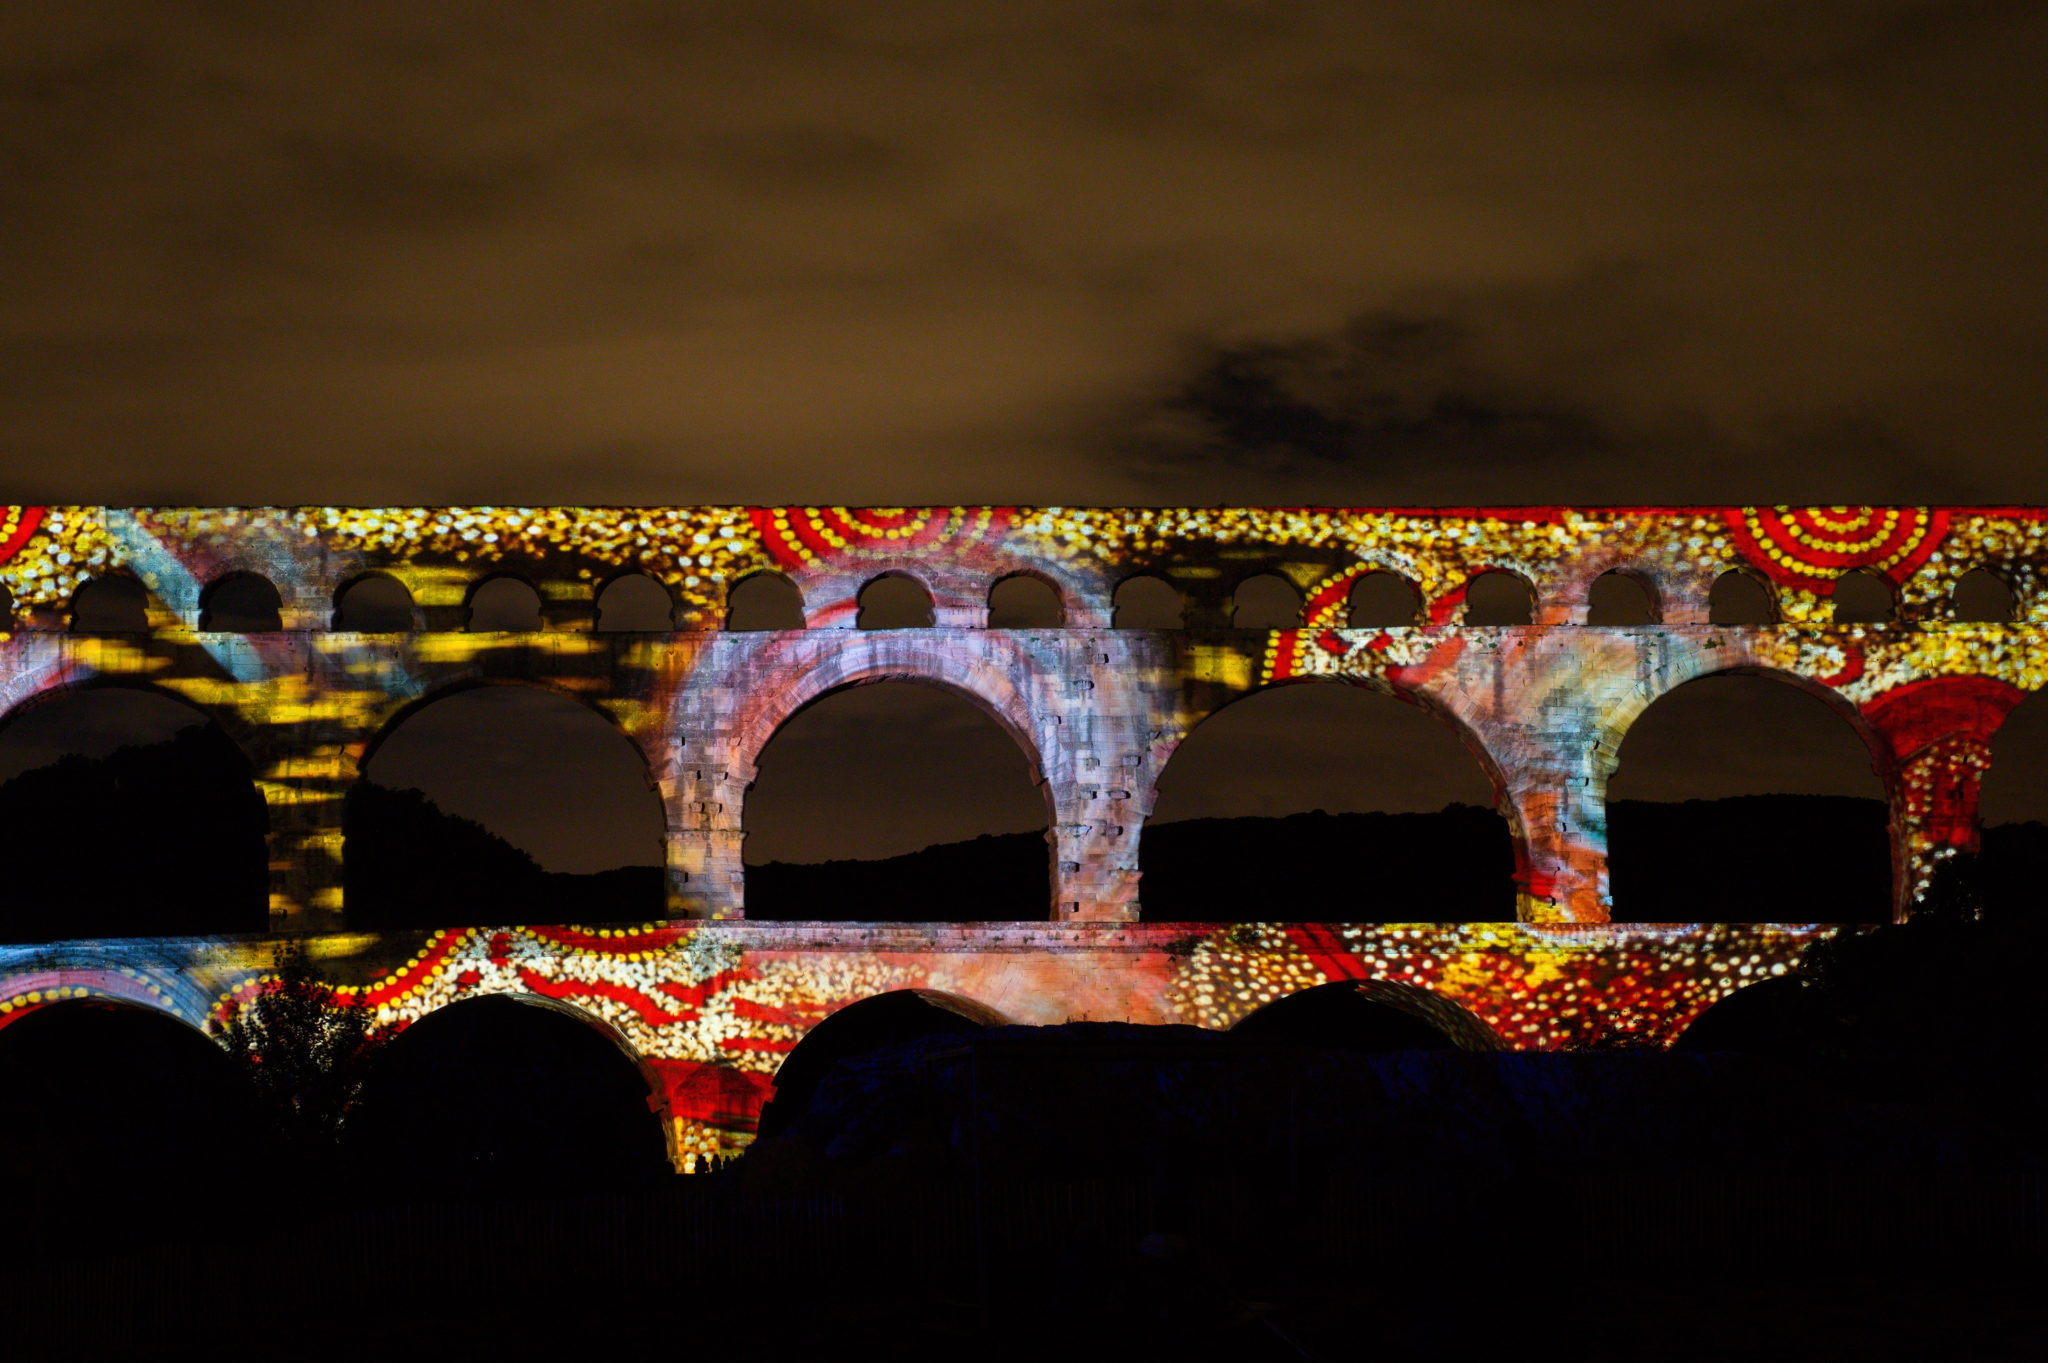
[{"x1": 1, "y1": 503, "x2": 2041, "y2": 1167}]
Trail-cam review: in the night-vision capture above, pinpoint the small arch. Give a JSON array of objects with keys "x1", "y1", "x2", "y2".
[
  {"x1": 1951, "y1": 567, "x2": 2015, "y2": 623},
  {"x1": 332, "y1": 573, "x2": 419, "y2": 632},
  {"x1": 346, "y1": 995, "x2": 671, "y2": 1186},
  {"x1": 595, "y1": 572, "x2": 675, "y2": 632},
  {"x1": 1231, "y1": 572, "x2": 1302, "y2": 629},
  {"x1": 1708, "y1": 568, "x2": 1778, "y2": 625},
  {"x1": 465, "y1": 576, "x2": 544, "y2": 632},
  {"x1": 1830, "y1": 568, "x2": 1896, "y2": 624},
  {"x1": 856, "y1": 573, "x2": 934, "y2": 629},
  {"x1": 1112, "y1": 574, "x2": 1183, "y2": 629},
  {"x1": 987, "y1": 573, "x2": 1064, "y2": 628},
  {"x1": 1230, "y1": 980, "x2": 1501, "y2": 1051},
  {"x1": 1346, "y1": 571, "x2": 1420, "y2": 628},
  {"x1": 68, "y1": 575, "x2": 150, "y2": 633},
  {"x1": 199, "y1": 572, "x2": 283, "y2": 632},
  {"x1": 757, "y1": 989, "x2": 1006, "y2": 1141},
  {"x1": 1584, "y1": 571, "x2": 1658, "y2": 626},
  {"x1": 726, "y1": 570, "x2": 805, "y2": 631},
  {"x1": 1464, "y1": 569, "x2": 1534, "y2": 626}
]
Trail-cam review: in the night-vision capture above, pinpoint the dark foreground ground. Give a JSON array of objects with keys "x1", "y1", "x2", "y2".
[
  {"x1": 11, "y1": 1040, "x2": 2047, "y2": 1361},
  {"x1": 10, "y1": 1169, "x2": 2045, "y2": 1361}
]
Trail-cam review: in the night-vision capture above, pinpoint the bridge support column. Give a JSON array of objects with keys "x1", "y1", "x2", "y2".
[
  {"x1": 1051, "y1": 793, "x2": 1142, "y2": 922},
  {"x1": 666, "y1": 824, "x2": 744, "y2": 920},
  {"x1": 660, "y1": 755, "x2": 745, "y2": 919},
  {"x1": 262, "y1": 783, "x2": 349, "y2": 933},
  {"x1": 1860, "y1": 676, "x2": 2021, "y2": 920},
  {"x1": 1502, "y1": 770, "x2": 1608, "y2": 924}
]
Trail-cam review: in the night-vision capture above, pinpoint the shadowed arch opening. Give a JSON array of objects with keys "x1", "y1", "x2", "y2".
[
  {"x1": 1978, "y1": 685, "x2": 2048, "y2": 918},
  {"x1": 727, "y1": 570, "x2": 805, "y2": 630},
  {"x1": 0, "y1": 1001, "x2": 266, "y2": 1230},
  {"x1": 1113, "y1": 574, "x2": 1182, "y2": 629},
  {"x1": 465, "y1": 576, "x2": 543, "y2": 631},
  {"x1": 346, "y1": 995, "x2": 670, "y2": 1186},
  {"x1": 346, "y1": 685, "x2": 665, "y2": 929},
  {"x1": 756, "y1": 989, "x2": 1004, "y2": 1141},
  {"x1": 1464, "y1": 569, "x2": 1533, "y2": 625},
  {"x1": 1607, "y1": 673, "x2": 1890, "y2": 922},
  {"x1": 1585, "y1": 571, "x2": 1657, "y2": 625},
  {"x1": 69, "y1": 575, "x2": 149, "y2": 632},
  {"x1": 1831, "y1": 568, "x2": 1896, "y2": 624},
  {"x1": 1347, "y1": 571, "x2": 1420, "y2": 627},
  {"x1": 1670, "y1": 975, "x2": 1813, "y2": 1052},
  {"x1": 744, "y1": 680, "x2": 1050, "y2": 921},
  {"x1": 200, "y1": 572, "x2": 283, "y2": 631},
  {"x1": 987, "y1": 573, "x2": 1063, "y2": 628},
  {"x1": 1141, "y1": 681, "x2": 1513, "y2": 922},
  {"x1": 333, "y1": 573, "x2": 418, "y2": 631},
  {"x1": 596, "y1": 572, "x2": 675, "y2": 631},
  {"x1": 0, "y1": 686, "x2": 267, "y2": 939},
  {"x1": 1231, "y1": 572, "x2": 1301, "y2": 629},
  {"x1": 1709, "y1": 568, "x2": 1778, "y2": 625},
  {"x1": 1952, "y1": 567, "x2": 2015, "y2": 623},
  {"x1": 857, "y1": 574, "x2": 934, "y2": 628},
  {"x1": 1230, "y1": 980, "x2": 1500, "y2": 1052}
]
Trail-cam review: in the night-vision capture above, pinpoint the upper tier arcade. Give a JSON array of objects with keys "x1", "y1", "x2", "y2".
[{"x1": 2, "y1": 504, "x2": 2042, "y2": 927}]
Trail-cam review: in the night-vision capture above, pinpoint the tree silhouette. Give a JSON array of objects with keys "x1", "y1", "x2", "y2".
[{"x1": 219, "y1": 941, "x2": 377, "y2": 1159}]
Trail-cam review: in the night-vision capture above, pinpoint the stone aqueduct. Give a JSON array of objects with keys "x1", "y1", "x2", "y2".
[{"x1": 0, "y1": 503, "x2": 2042, "y2": 1166}]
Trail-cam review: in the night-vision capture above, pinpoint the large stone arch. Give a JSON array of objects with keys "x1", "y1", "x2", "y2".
[
  {"x1": 1141, "y1": 674, "x2": 1517, "y2": 923},
  {"x1": 0, "y1": 679, "x2": 274, "y2": 939},
  {"x1": 757, "y1": 987, "x2": 1008, "y2": 1141},
  {"x1": 0, "y1": 954, "x2": 223, "y2": 1037},
  {"x1": 669, "y1": 628, "x2": 1103, "y2": 919},
  {"x1": 342, "y1": 677, "x2": 667, "y2": 928},
  {"x1": 349, "y1": 674, "x2": 664, "y2": 778},
  {"x1": 1230, "y1": 978, "x2": 1505, "y2": 1051},
  {"x1": 0, "y1": 674, "x2": 264, "y2": 763},
  {"x1": 349, "y1": 989, "x2": 681, "y2": 1174},
  {"x1": 1600, "y1": 661, "x2": 1898, "y2": 922},
  {"x1": 0, "y1": 992, "x2": 267, "y2": 1224}
]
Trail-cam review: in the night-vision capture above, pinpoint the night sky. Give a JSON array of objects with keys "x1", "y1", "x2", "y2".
[{"x1": 6, "y1": 4, "x2": 2048, "y2": 869}]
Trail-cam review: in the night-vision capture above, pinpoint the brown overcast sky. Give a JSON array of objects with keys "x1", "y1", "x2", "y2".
[
  {"x1": 8, "y1": 3, "x2": 2048, "y2": 877},
  {"x1": 6, "y1": 1, "x2": 2047, "y2": 509}
]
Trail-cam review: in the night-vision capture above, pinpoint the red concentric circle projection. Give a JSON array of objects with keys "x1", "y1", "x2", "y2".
[{"x1": 1725, "y1": 505, "x2": 1948, "y2": 590}]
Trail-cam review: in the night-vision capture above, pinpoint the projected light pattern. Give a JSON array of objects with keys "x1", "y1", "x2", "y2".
[{"x1": 2, "y1": 503, "x2": 2043, "y2": 1166}]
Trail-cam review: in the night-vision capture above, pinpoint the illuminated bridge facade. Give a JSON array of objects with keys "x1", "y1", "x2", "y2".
[{"x1": 0, "y1": 504, "x2": 2039, "y2": 1165}]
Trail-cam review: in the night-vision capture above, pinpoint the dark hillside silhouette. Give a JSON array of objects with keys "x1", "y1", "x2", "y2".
[
  {"x1": 0, "y1": 726, "x2": 267, "y2": 940},
  {"x1": 345, "y1": 781, "x2": 663, "y2": 929},
  {"x1": 751, "y1": 804, "x2": 1519, "y2": 921},
  {"x1": 5, "y1": 734, "x2": 2034, "y2": 934},
  {"x1": 1138, "y1": 805, "x2": 1514, "y2": 921},
  {"x1": 1607, "y1": 794, "x2": 1891, "y2": 922}
]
